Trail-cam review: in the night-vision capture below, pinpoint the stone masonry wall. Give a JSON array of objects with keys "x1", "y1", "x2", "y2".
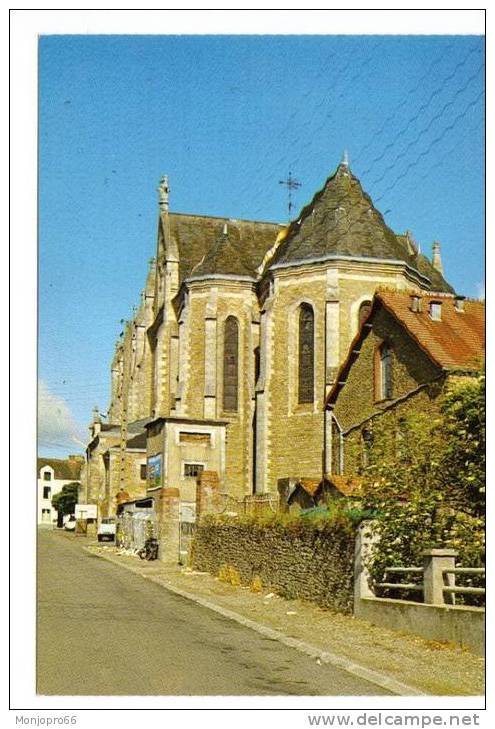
[
  {"x1": 191, "y1": 517, "x2": 356, "y2": 613},
  {"x1": 332, "y1": 305, "x2": 444, "y2": 475}
]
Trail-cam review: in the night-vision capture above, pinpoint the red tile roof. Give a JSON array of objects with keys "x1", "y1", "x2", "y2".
[
  {"x1": 325, "y1": 291, "x2": 484, "y2": 409},
  {"x1": 327, "y1": 475, "x2": 363, "y2": 496},
  {"x1": 376, "y1": 291, "x2": 484, "y2": 371}
]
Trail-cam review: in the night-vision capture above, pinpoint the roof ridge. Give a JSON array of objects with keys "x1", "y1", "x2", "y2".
[{"x1": 169, "y1": 211, "x2": 283, "y2": 226}]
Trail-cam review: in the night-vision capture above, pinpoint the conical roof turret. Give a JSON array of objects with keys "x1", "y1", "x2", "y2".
[{"x1": 269, "y1": 159, "x2": 454, "y2": 293}]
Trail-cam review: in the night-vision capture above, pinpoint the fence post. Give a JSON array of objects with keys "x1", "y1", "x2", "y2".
[
  {"x1": 422, "y1": 548, "x2": 458, "y2": 605},
  {"x1": 354, "y1": 521, "x2": 379, "y2": 614}
]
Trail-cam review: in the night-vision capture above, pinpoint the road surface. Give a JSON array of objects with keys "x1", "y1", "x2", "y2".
[{"x1": 37, "y1": 529, "x2": 390, "y2": 696}]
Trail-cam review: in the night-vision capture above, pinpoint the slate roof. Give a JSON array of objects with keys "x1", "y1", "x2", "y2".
[
  {"x1": 326, "y1": 291, "x2": 485, "y2": 408},
  {"x1": 126, "y1": 432, "x2": 147, "y2": 449},
  {"x1": 168, "y1": 213, "x2": 283, "y2": 282},
  {"x1": 269, "y1": 162, "x2": 454, "y2": 294},
  {"x1": 37, "y1": 457, "x2": 83, "y2": 481}
]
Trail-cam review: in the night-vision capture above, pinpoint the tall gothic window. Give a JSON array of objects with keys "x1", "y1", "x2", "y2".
[
  {"x1": 223, "y1": 316, "x2": 239, "y2": 412},
  {"x1": 298, "y1": 303, "x2": 315, "y2": 404}
]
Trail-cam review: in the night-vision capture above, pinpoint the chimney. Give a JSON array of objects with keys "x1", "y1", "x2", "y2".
[
  {"x1": 432, "y1": 240, "x2": 443, "y2": 274},
  {"x1": 410, "y1": 294, "x2": 422, "y2": 313}
]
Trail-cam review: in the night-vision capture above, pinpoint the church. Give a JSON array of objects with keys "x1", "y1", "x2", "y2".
[{"x1": 83, "y1": 154, "x2": 454, "y2": 517}]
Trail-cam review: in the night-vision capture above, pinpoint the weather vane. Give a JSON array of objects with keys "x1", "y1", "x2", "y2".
[{"x1": 279, "y1": 171, "x2": 301, "y2": 219}]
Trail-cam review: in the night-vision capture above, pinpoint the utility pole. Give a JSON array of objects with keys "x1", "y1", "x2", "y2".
[{"x1": 279, "y1": 171, "x2": 301, "y2": 220}]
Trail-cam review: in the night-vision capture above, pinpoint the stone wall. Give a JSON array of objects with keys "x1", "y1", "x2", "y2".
[{"x1": 191, "y1": 516, "x2": 357, "y2": 613}]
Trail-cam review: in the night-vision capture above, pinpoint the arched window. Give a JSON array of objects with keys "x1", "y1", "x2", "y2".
[
  {"x1": 298, "y1": 303, "x2": 314, "y2": 404},
  {"x1": 358, "y1": 300, "x2": 372, "y2": 327},
  {"x1": 379, "y1": 342, "x2": 393, "y2": 400},
  {"x1": 223, "y1": 316, "x2": 239, "y2": 411}
]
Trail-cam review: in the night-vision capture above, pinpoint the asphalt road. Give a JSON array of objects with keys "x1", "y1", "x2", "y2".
[{"x1": 37, "y1": 529, "x2": 390, "y2": 696}]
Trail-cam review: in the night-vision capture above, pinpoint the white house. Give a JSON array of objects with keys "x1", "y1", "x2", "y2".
[{"x1": 37, "y1": 456, "x2": 84, "y2": 525}]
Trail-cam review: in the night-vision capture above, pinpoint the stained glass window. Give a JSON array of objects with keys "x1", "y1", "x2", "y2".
[
  {"x1": 298, "y1": 304, "x2": 314, "y2": 403},
  {"x1": 223, "y1": 316, "x2": 239, "y2": 411}
]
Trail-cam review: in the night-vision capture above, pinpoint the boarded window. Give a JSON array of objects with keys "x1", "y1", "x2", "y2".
[
  {"x1": 184, "y1": 463, "x2": 204, "y2": 478},
  {"x1": 298, "y1": 304, "x2": 314, "y2": 403},
  {"x1": 179, "y1": 432, "x2": 211, "y2": 446},
  {"x1": 223, "y1": 316, "x2": 239, "y2": 411}
]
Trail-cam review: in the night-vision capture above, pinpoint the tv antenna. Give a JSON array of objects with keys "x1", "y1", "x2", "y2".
[{"x1": 279, "y1": 171, "x2": 301, "y2": 219}]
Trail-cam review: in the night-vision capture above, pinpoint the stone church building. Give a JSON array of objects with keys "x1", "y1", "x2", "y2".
[{"x1": 84, "y1": 155, "x2": 454, "y2": 516}]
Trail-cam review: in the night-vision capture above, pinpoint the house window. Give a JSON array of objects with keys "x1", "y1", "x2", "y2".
[
  {"x1": 377, "y1": 342, "x2": 393, "y2": 400},
  {"x1": 43, "y1": 472, "x2": 51, "y2": 481},
  {"x1": 41, "y1": 509, "x2": 51, "y2": 522},
  {"x1": 331, "y1": 417, "x2": 343, "y2": 475},
  {"x1": 43, "y1": 486, "x2": 51, "y2": 499},
  {"x1": 184, "y1": 463, "x2": 204, "y2": 478},
  {"x1": 361, "y1": 427, "x2": 374, "y2": 469},
  {"x1": 223, "y1": 316, "x2": 239, "y2": 412},
  {"x1": 358, "y1": 300, "x2": 372, "y2": 327},
  {"x1": 140, "y1": 464, "x2": 147, "y2": 480},
  {"x1": 298, "y1": 303, "x2": 314, "y2": 403}
]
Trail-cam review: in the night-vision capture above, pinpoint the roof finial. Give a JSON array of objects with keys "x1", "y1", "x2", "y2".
[
  {"x1": 341, "y1": 149, "x2": 349, "y2": 167},
  {"x1": 157, "y1": 175, "x2": 170, "y2": 211}
]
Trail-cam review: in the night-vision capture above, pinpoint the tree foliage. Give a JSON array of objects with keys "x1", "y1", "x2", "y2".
[
  {"x1": 359, "y1": 373, "x2": 485, "y2": 595},
  {"x1": 51, "y1": 482, "x2": 79, "y2": 516}
]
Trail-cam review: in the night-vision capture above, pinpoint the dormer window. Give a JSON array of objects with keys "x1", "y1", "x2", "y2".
[
  {"x1": 454, "y1": 296, "x2": 465, "y2": 313},
  {"x1": 429, "y1": 301, "x2": 442, "y2": 321}
]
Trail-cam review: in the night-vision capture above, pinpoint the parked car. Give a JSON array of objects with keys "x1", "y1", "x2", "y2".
[
  {"x1": 64, "y1": 515, "x2": 76, "y2": 531},
  {"x1": 98, "y1": 518, "x2": 116, "y2": 542}
]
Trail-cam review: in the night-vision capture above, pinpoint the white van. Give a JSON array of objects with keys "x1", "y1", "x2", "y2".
[{"x1": 97, "y1": 517, "x2": 116, "y2": 542}]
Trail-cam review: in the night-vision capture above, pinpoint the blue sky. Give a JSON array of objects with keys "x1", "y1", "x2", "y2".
[{"x1": 38, "y1": 34, "x2": 485, "y2": 457}]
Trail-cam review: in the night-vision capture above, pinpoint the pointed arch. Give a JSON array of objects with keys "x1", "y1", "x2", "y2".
[
  {"x1": 298, "y1": 303, "x2": 314, "y2": 404},
  {"x1": 223, "y1": 316, "x2": 239, "y2": 411},
  {"x1": 358, "y1": 300, "x2": 372, "y2": 328}
]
